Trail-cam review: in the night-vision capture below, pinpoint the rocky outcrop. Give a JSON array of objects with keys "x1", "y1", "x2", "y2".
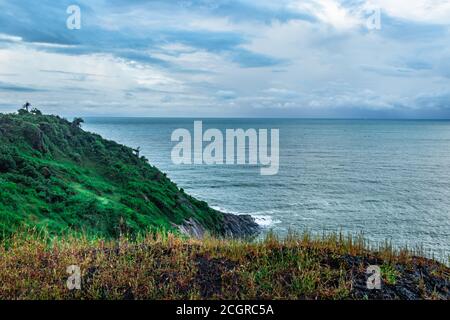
[
  {"x1": 220, "y1": 213, "x2": 260, "y2": 238},
  {"x1": 177, "y1": 213, "x2": 260, "y2": 239},
  {"x1": 177, "y1": 218, "x2": 207, "y2": 239},
  {"x1": 22, "y1": 123, "x2": 46, "y2": 152}
]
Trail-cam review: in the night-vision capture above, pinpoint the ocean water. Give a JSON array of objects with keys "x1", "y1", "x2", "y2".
[{"x1": 83, "y1": 118, "x2": 450, "y2": 260}]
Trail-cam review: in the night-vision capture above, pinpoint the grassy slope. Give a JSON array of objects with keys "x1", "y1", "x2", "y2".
[
  {"x1": 0, "y1": 231, "x2": 448, "y2": 300},
  {"x1": 0, "y1": 111, "x2": 223, "y2": 238}
]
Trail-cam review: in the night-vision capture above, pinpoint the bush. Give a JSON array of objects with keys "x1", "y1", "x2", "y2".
[
  {"x1": 0, "y1": 153, "x2": 16, "y2": 172},
  {"x1": 20, "y1": 164, "x2": 40, "y2": 179}
]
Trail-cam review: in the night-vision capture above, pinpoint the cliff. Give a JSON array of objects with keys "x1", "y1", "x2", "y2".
[{"x1": 0, "y1": 109, "x2": 259, "y2": 239}]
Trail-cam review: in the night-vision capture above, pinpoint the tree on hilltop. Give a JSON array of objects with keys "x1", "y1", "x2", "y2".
[
  {"x1": 72, "y1": 117, "x2": 84, "y2": 128},
  {"x1": 133, "y1": 146, "x2": 141, "y2": 157},
  {"x1": 23, "y1": 102, "x2": 31, "y2": 112},
  {"x1": 30, "y1": 108, "x2": 42, "y2": 115},
  {"x1": 18, "y1": 102, "x2": 31, "y2": 115}
]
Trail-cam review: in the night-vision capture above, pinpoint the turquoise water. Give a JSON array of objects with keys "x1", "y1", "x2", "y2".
[{"x1": 84, "y1": 118, "x2": 450, "y2": 260}]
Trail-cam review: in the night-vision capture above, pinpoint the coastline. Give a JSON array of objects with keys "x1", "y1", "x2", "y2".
[{"x1": 82, "y1": 117, "x2": 450, "y2": 261}]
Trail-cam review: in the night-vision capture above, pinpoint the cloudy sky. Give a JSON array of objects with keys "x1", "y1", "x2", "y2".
[{"x1": 0, "y1": 0, "x2": 449, "y2": 117}]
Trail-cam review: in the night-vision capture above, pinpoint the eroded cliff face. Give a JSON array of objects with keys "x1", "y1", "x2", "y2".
[
  {"x1": 177, "y1": 213, "x2": 260, "y2": 239},
  {"x1": 0, "y1": 110, "x2": 247, "y2": 238}
]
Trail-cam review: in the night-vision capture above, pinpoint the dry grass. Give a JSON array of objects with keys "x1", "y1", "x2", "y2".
[{"x1": 0, "y1": 230, "x2": 448, "y2": 300}]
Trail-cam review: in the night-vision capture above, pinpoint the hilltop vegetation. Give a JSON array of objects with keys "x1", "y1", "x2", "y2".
[{"x1": 0, "y1": 108, "x2": 253, "y2": 238}]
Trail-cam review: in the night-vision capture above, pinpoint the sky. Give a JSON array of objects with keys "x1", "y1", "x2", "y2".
[{"x1": 0, "y1": 0, "x2": 449, "y2": 118}]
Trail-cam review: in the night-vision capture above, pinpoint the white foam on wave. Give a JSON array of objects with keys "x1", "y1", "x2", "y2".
[
  {"x1": 251, "y1": 215, "x2": 281, "y2": 227},
  {"x1": 211, "y1": 206, "x2": 281, "y2": 228},
  {"x1": 211, "y1": 205, "x2": 241, "y2": 215}
]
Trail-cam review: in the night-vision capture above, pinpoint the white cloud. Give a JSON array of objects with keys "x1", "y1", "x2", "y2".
[
  {"x1": 289, "y1": 0, "x2": 450, "y2": 30},
  {"x1": 0, "y1": 33, "x2": 22, "y2": 42},
  {"x1": 368, "y1": 0, "x2": 450, "y2": 24},
  {"x1": 1, "y1": 1, "x2": 450, "y2": 117},
  {"x1": 290, "y1": 0, "x2": 362, "y2": 30}
]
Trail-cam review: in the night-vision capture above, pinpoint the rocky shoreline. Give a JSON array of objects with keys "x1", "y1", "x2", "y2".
[
  {"x1": 220, "y1": 213, "x2": 260, "y2": 237},
  {"x1": 177, "y1": 212, "x2": 260, "y2": 238}
]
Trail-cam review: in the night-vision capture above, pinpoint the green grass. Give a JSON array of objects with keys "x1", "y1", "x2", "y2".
[{"x1": 0, "y1": 230, "x2": 448, "y2": 300}]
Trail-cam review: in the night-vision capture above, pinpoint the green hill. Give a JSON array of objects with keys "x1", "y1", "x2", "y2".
[{"x1": 0, "y1": 109, "x2": 258, "y2": 238}]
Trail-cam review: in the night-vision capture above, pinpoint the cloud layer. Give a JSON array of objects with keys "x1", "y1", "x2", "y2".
[{"x1": 0, "y1": 0, "x2": 449, "y2": 117}]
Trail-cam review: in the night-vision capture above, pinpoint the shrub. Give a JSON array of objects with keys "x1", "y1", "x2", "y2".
[
  {"x1": 20, "y1": 164, "x2": 40, "y2": 179},
  {"x1": 0, "y1": 153, "x2": 16, "y2": 172}
]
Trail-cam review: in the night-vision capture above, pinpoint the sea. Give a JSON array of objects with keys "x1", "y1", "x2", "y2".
[{"x1": 83, "y1": 118, "x2": 450, "y2": 261}]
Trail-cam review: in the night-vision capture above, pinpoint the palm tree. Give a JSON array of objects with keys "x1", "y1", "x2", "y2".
[{"x1": 22, "y1": 102, "x2": 31, "y2": 112}]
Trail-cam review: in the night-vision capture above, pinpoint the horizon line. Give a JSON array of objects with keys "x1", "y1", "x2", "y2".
[
  {"x1": 80, "y1": 116, "x2": 450, "y2": 121},
  {"x1": 2, "y1": 110, "x2": 450, "y2": 121}
]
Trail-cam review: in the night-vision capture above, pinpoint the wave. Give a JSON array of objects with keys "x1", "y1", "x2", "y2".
[{"x1": 211, "y1": 206, "x2": 282, "y2": 228}]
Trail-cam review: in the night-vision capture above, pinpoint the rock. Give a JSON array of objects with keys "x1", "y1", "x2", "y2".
[
  {"x1": 23, "y1": 124, "x2": 45, "y2": 152},
  {"x1": 177, "y1": 213, "x2": 260, "y2": 239},
  {"x1": 220, "y1": 213, "x2": 260, "y2": 238},
  {"x1": 177, "y1": 218, "x2": 206, "y2": 239}
]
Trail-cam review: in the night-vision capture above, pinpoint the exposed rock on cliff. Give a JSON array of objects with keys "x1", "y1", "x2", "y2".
[{"x1": 177, "y1": 213, "x2": 260, "y2": 238}]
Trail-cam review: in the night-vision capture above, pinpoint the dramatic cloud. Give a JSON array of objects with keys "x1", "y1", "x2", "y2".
[{"x1": 0, "y1": 0, "x2": 449, "y2": 117}]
